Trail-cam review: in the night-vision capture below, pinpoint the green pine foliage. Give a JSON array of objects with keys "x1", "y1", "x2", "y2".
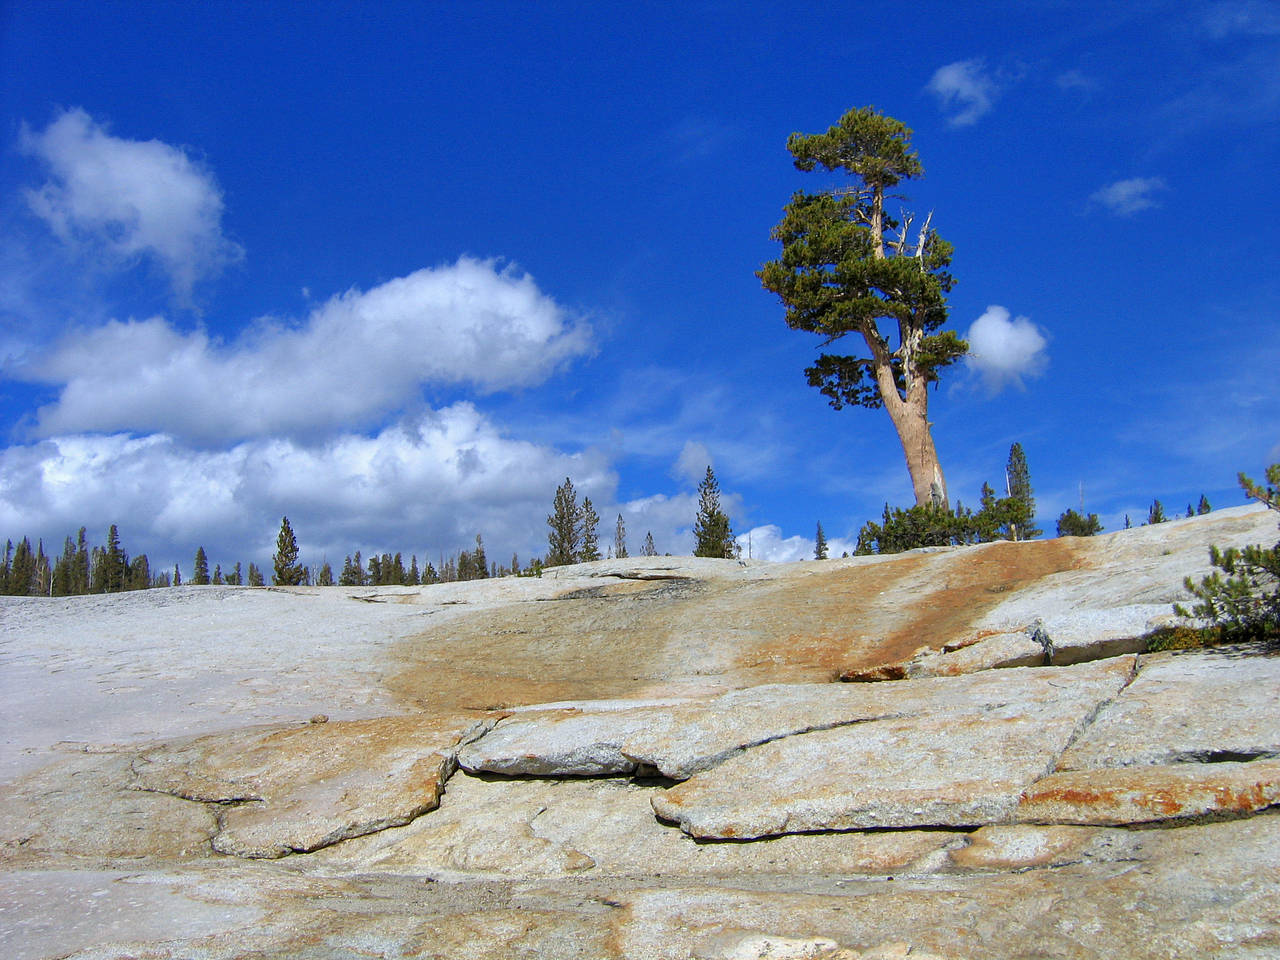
[
  {"x1": 814, "y1": 522, "x2": 828, "y2": 560},
  {"x1": 579, "y1": 499, "x2": 601, "y2": 562},
  {"x1": 1057, "y1": 509, "x2": 1103, "y2": 537},
  {"x1": 693, "y1": 466, "x2": 735, "y2": 558},
  {"x1": 1147, "y1": 500, "x2": 1168, "y2": 524},
  {"x1": 1004, "y1": 443, "x2": 1041, "y2": 540},
  {"x1": 192, "y1": 547, "x2": 211, "y2": 585},
  {"x1": 614, "y1": 515, "x2": 628, "y2": 559},
  {"x1": 546, "y1": 477, "x2": 583, "y2": 567},
  {"x1": 758, "y1": 106, "x2": 967, "y2": 508},
  {"x1": 642, "y1": 531, "x2": 658, "y2": 557},
  {"x1": 272, "y1": 517, "x2": 305, "y2": 586},
  {"x1": 1175, "y1": 465, "x2": 1280, "y2": 646}
]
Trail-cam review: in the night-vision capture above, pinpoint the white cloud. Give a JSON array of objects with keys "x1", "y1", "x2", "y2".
[
  {"x1": 19, "y1": 257, "x2": 593, "y2": 443},
  {"x1": 926, "y1": 59, "x2": 999, "y2": 127},
  {"x1": 0, "y1": 404, "x2": 614, "y2": 569},
  {"x1": 673, "y1": 440, "x2": 713, "y2": 485},
  {"x1": 19, "y1": 109, "x2": 242, "y2": 304},
  {"x1": 963, "y1": 305, "x2": 1049, "y2": 393},
  {"x1": 1089, "y1": 177, "x2": 1167, "y2": 216},
  {"x1": 735, "y1": 524, "x2": 858, "y2": 563}
]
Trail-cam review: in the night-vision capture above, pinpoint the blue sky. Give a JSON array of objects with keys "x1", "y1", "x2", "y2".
[{"x1": 1, "y1": 0, "x2": 1277, "y2": 572}]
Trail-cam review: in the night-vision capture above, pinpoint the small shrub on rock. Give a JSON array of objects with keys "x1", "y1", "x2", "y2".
[{"x1": 1174, "y1": 464, "x2": 1280, "y2": 647}]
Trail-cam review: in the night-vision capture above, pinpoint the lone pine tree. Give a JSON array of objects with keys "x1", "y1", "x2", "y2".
[
  {"x1": 546, "y1": 477, "x2": 582, "y2": 567},
  {"x1": 759, "y1": 107, "x2": 967, "y2": 507},
  {"x1": 815, "y1": 521, "x2": 828, "y2": 560},
  {"x1": 272, "y1": 516, "x2": 305, "y2": 586},
  {"x1": 693, "y1": 466, "x2": 735, "y2": 558},
  {"x1": 1005, "y1": 443, "x2": 1041, "y2": 540}
]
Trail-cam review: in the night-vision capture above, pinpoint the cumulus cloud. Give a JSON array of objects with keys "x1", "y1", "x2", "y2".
[
  {"x1": 734, "y1": 525, "x2": 859, "y2": 563},
  {"x1": 19, "y1": 257, "x2": 593, "y2": 443},
  {"x1": 0, "y1": 404, "x2": 614, "y2": 568},
  {"x1": 926, "y1": 59, "x2": 999, "y2": 126},
  {"x1": 19, "y1": 108, "x2": 242, "y2": 303},
  {"x1": 1089, "y1": 177, "x2": 1167, "y2": 216},
  {"x1": 963, "y1": 305, "x2": 1049, "y2": 392}
]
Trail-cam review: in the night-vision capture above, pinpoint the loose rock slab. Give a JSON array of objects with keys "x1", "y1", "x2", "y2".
[
  {"x1": 460, "y1": 658, "x2": 1138, "y2": 785},
  {"x1": 131, "y1": 714, "x2": 493, "y2": 858},
  {"x1": 1056, "y1": 646, "x2": 1280, "y2": 771},
  {"x1": 313, "y1": 772, "x2": 953, "y2": 881},
  {"x1": 1017, "y1": 758, "x2": 1280, "y2": 825},
  {"x1": 650, "y1": 658, "x2": 1134, "y2": 838}
]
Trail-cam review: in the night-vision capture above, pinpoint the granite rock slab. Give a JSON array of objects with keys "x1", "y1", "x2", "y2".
[
  {"x1": 131, "y1": 714, "x2": 493, "y2": 858},
  {"x1": 650, "y1": 658, "x2": 1135, "y2": 838}
]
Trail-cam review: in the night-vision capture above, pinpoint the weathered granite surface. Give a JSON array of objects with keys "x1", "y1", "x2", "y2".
[{"x1": 3, "y1": 505, "x2": 1279, "y2": 959}]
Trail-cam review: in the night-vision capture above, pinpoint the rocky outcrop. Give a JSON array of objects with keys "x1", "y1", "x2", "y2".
[{"x1": 3, "y1": 505, "x2": 1279, "y2": 959}]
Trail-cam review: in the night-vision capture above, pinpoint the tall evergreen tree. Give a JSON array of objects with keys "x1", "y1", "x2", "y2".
[
  {"x1": 759, "y1": 107, "x2": 967, "y2": 507},
  {"x1": 315, "y1": 561, "x2": 334, "y2": 586},
  {"x1": 53, "y1": 536, "x2": 76, "y2": 596},
  {"x1": 408, "y1": 555, "x2": 421, "y2": 585},
  {"x1": 229, "y1": 561, "x2": 242, "y2": 586},
  {"x1": 247, "y1": 562, "x2": 264, "y2": 586},
  {"x1": 6, "y1": 537, "x2": 35, "y2": 595},
  {"x1": 693, "y1": 466, "x2": 735, "y2": 558},
  {"x1": 579, "y1": 499, "x2": 601, "y2": 562},
  {"x1": 73, "y1": 527, "x2": 90, "y2": 594},
  {"x1": 1005, "y1": 443, "x2": 1040, "y2": 540},
  {"x1": 173, "y1": 563, "x2": 182, "y2": 586},
  {"x1": 272, "y1": 517, "x2": 305, "y2": 585},
  {"x1": 471, "y1": 538, "x2": 488, "y2": 578},
  {"x1": 96, "y1": 524, "x2": 128, "y2": 593},
  {"x1": 547, "y1": 477, "x2": 583, "y2": 567},
  {"x1": 192, "y1": 547, "x2": 211, "y2": 585},
  {"x1": 129, "y1": 555, "x2": 151, "y2": 590},
  {"x1": 613, "y1": 515, "x2": 628, "y2": 559},
  {"x1": 814, "y1": 522, "x2": 828, "y2": 560}
]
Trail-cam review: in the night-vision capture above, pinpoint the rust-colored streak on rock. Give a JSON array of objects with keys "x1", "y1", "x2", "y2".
[
  {"x1": 1017, "y1": 759, "x2": 1280, "y2": 826},
  {"x1": 759, "y1": 538, "x2": 1087, "y2": 678}
]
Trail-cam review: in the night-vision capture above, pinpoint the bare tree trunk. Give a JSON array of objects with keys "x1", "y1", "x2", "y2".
[{"x1": 881, "y1": 387, "x2": 948, "y2": 509}]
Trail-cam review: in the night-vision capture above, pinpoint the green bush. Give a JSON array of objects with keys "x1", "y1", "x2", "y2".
[{"x1": 1175, "y1": 465, "x2": 1280, "y2": 646}]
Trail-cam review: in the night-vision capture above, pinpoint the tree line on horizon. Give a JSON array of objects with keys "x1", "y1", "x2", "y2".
[{"x1": 1, "y1": 453, "x2": 1220, "y2": 597}]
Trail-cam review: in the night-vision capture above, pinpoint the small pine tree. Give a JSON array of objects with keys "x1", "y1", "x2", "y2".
[
  {"x1": 1197, "y1": 495, "x2": 1212, "y2": 515},
  {"x1": 192, "y1": 547, "x2": 210, "y2": 585},
  {"x1": 1057, "y1": 509, "x2": 1103, "y2": 537},
  {"x1": 272, "y1": 517, "x2": 305, "y2": 585},
  {"x1": 693, "y1": 466, "x2": 735, "y2": 558},
  {"x1": 1147, "y1": 500, "x2": 1167, "y2": 525},
  {"x1": 173, "y1": 563, "x2": 182, "y2": 586},
  {"x1": 642, "y1": 531, "x2": 657, "y2": 557},
  {"x1": 579, "y1": 499, "x2": 601, "y2": 562},
  {"x1": 229, "y1": 561, "x2": 242, "y2": 585},
  {"x1": 472, "y1": 538, "x2": 488, "y2": 578},
  {"x1": 247, "y1": 562, "x2": 264, "y2": 587},
  {"x1": 315, "y1": 561, "x2": 334, "y2": 586},
  {"x1": 1176, "y1": 464, "x2": 1279, "y2": 645},
  {"x1": 1004, "y1": 443, "x2": 1041, "y2": 540},
  {"x1": 814, "y1": 522, "x2": 828, "y2": 560},
  {"x1": 613, "y1": 515, "x2": 627, "y2": 559},
  {"x1": 212, "y1": 563, "x2": 223, "y2": 585},
  {"x1": 408, "y1": 555, "x2": 421, "y2": 585},
  {"x1": 547, "y1": 477, "x2": 583, "y2": 567}
]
